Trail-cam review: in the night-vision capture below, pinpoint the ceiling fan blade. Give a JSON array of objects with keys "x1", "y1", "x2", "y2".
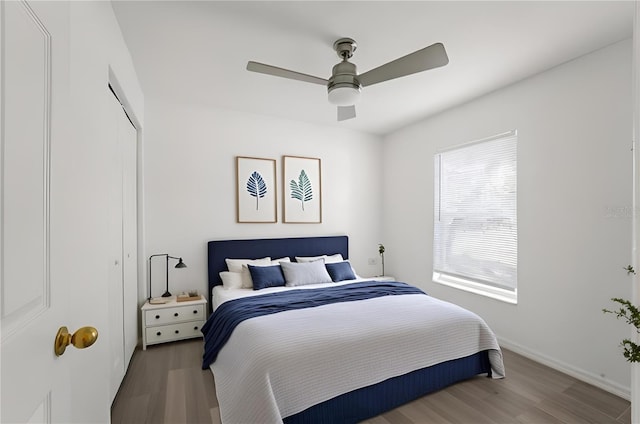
[
  {"x1": 337, "y1": 105, "x2": 356, "y2": 121},
  {"x1": 359, "y1": 42, "x2": 449, "y2": 87},
  {"x1": 247, "y1": 61, "x2": 328, "y2": 86}
]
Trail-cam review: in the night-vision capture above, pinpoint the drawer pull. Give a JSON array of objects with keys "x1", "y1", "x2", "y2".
[
  {"x1": 156, "y1": 331, "x2": 161, "y2": 336},
  {"x1": 193, "y1": 310, "x2": 198, "y2": 314},
  {"x1": 174, "y1": 313, "x2": 179, "y2": 317},
  {"x1": 194, "y1": 326, "x2": 199, "y2": 330},
  {"x1": 175, "y1": 330, "x2": 180, "y2": 334},
  {"x1": 155, "y1": 315, "x2": 160, "y2": 319}
]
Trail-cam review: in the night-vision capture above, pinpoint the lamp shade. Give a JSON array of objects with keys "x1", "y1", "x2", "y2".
[
  {"x1": 175, "y1": 258, "x2": 187, "y2": 268},
  {"x1": 328, "y1": 84, "x2": 361, "y2": 106}
]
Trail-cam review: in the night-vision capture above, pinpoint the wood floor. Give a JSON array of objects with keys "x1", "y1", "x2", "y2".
[{"x1": 111, "y1": 339, "x2": 631, "y2": 424}]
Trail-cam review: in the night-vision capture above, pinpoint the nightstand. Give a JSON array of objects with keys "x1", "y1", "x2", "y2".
[
  {"x1": 374, "y1": 276, "x2": 395, "y2": 281},
  {"x1": 141, "y1": 296, "x2": 207, "y2": 350}
]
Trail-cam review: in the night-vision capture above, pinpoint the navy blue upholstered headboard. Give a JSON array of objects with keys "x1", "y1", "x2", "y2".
[{"x1": 207, "y1": 235, "x2": 349, "y2": 312}]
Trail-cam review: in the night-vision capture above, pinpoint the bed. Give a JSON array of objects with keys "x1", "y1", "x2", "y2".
[{"x1": 204, "y1": 235, "x2": 504, "y2": 424}]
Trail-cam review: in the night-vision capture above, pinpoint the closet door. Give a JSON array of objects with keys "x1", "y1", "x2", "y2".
[
  {"x1": 107, "y1": 93, "x2": 125, "y2": 402},
  {"x1": 121, "y1": 103, "x2": 137, "y2": 369},
  {"x1": 107, "y1": 90, "x2": 137, "y2": 403}
]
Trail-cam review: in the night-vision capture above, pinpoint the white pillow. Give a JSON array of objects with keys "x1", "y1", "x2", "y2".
[
  {"x1": 225, "y1": 257, "x2": 271, "y2": 273},
  {"x1": 219, "y1": 271, "x2": 243, "y2": 290},
  {"x1": 271, "y1": 257, "x2": 291, "y2": 265},
  {"x1": 325, "y1": 254, "x2": 344, "y2": 264},
  {"x1": 295, "y1": 254, "x2": 344, "y2": 264},
  {"x1": 281, "y1": 260, "x2": 333, "y2": 287}
]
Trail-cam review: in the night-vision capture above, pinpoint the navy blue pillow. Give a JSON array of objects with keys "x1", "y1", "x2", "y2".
[
  {"x1": 248, "y1": 264, "x2": 286, "y2": 290},
  {"x1": 325, "y1": 261, "x2": 356, "y2": 282}
]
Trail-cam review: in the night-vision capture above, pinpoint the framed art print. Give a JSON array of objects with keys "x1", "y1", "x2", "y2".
[
  {"x1": 283, "y1": 155, "x2": 322, "y2": 223},
  {"x1": 236, "y1": 156, "x2": 277, "y2": 223}
]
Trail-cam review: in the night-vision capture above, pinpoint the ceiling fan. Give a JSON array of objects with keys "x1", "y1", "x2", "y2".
[{"x1": 246, "y1": 38, "x2": 449, "y2": 121}]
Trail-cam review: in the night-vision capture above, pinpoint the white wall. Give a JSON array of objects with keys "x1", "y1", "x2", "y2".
[
  {"x1": 383, "y1": 39, "x2": 633, "y2": 396},
  {"x1": 631, "y1": 2, "x2": 640, "y2": 420},
  {"x1": 143, "y1": 101, "x2": 383, "y2": 299},
  {"x1": 68, "y1": 1, "x2": 144, "y2": 420}
]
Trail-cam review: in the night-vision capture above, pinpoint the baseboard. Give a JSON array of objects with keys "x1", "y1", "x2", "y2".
[{"x1": 497, "y1": 336, "x2": 630, "y2": 401}]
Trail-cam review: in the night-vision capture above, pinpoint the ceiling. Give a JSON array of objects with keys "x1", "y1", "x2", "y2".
[{"x1": 111, "y1": 1, "x2": 634, "y2": 136}]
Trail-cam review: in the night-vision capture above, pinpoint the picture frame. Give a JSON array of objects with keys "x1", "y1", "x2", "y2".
[
  {"x1": 283, "y1": 155, "x2": 322, "y2": 223},
  {"x1": 236, "y1": 156, "x2": 277, "y2": 223}
]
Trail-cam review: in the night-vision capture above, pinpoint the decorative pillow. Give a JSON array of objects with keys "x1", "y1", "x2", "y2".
[
  {"x1": 225, "y1": 257, "x2": 271, "y2": 273},
  {"x1": 248, "y1": 264, "x2": 286, "y2": 290},
  {"x1": 240, "y1": 263, "x2": 272, "y2": 289},
  {"x1": 325, "y1": 261, "x2": 357, "y2": 282},
  {"x1": 295, "y1": 254, "x2": 344, "y2": 264},
  {"x1": 219, "y1": 271, "x2": 243, "y2": 290},
  {"x1": 281, "y1": 260, "x2": 333, "y2": 287}
]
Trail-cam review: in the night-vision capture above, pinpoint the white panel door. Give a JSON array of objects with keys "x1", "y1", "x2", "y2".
[{"x1": 1, "y1": 1, "x2": 72, "y2": 422}]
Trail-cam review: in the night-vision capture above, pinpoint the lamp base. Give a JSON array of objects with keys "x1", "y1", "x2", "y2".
[{"x1": 161, "y1": 291, "x2": 172, "y2": 298}]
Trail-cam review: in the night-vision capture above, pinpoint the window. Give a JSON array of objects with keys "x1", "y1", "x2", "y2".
[{"x1": 433, "y1": 131, "x2": 517, "y2": 304}]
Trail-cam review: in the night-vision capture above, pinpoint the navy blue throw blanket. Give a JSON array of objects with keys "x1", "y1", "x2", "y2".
[{"x1": 201, "y1": 281, "x2": 424, "y2": 369}]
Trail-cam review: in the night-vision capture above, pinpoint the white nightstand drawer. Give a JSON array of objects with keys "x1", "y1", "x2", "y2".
[
  {"x1": 144, "y1": 303, "x2": 205, "y2": 325},
  {"x1": 141, "y1": 296, "x2": 207, "y2": 349},
  {"x1": 145, "y1": 320, "x2": 205, "y2": 345}
]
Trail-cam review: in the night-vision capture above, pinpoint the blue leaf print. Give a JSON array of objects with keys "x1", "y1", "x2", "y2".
[
  {"x1": 247, "y1": 171, "x2": 267, "y2": 210},
  {"x1": 289, "y1": 169, "x2": 313, "y2": 211}
]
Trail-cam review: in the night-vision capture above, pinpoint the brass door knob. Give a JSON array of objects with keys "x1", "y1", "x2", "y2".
[{"x1": 54, "y1": 326, "x2": 98, "y2": 356}]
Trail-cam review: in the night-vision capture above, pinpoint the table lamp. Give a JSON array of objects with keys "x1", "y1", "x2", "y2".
[{"x1": 148, "y1": 254, "x2": 187, "y2": 299}]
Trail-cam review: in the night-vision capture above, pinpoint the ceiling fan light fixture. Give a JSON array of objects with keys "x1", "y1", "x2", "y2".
[{"x1": 328, "y1": 83, "x2": 361, "y2": 106}]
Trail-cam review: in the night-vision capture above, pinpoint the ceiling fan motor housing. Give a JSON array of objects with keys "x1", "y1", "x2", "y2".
[
  {"x1": 327, "y1": 37, "x2": 361, "y2": 106},
  {"x1": 328, "y1": 60, "x2": 361, "y2": 106}
]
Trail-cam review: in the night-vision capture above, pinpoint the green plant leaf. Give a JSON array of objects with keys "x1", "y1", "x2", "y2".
[
  {"x1": 290, "y1": 169, "x2": 313, "y2": 211},
  {"x1": 621, "y1": 339, "x2": 640, "y2": 362}
]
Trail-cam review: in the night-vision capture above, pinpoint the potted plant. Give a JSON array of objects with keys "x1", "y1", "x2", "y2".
[{"x1": 603, "y1": 265, "x2": 640, "y2": 362}]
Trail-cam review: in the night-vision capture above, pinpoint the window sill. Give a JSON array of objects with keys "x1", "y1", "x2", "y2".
[{"x1": 432, "y1": 272, "x2": 517, "y2": 304}]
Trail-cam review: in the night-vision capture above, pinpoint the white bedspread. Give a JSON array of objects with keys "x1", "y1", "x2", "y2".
[{"x1": 210, "y1": 287, "x2": 504, "y2": 424}]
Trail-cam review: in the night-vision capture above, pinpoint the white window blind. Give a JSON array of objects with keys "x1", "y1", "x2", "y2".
[{"x1": 434, "y1": 131, "x2": 517, "y2": 293}]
